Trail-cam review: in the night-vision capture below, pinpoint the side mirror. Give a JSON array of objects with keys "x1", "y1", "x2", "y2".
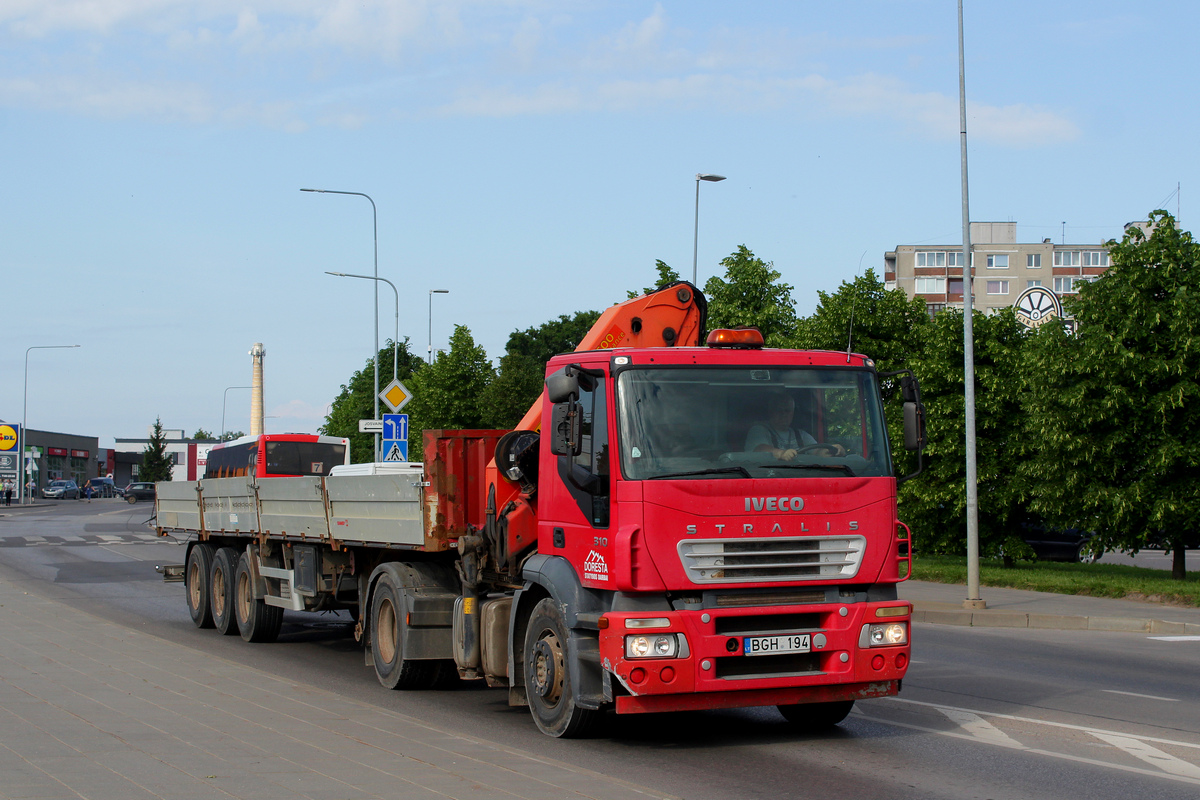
[
  {"x1": 903, "y1": 401, "x2": 925, "y2": 451},
  {"x1": 550, "y1": 402, "x2": 582, "y2": 457},
  {"x1": 546, "y1": 369, "x2": 580, "y2": 404}
]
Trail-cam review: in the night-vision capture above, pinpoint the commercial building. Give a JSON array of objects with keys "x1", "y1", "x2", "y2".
[
  {"x1": 884, "y1": 222, "x2": 1116, "y2": 317},
  {"x1": 0, "y1": 423, "x2": 101, "y2": 496}
]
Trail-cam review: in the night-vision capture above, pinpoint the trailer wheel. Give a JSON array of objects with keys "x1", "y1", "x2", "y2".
[
  {"x1": 186, "y1": 544, "x2": 216, "y2": 629},
  {"x1": 524, "y1": 598, "x2": 599, "y2": 738},
  {"x1": 370, "y1": 573, "x2": 437, "y2": 689},
  {"x1": 235, "y1": 551, "x2": 282, "y2": 643},
  {"x1": 776, "y1": 700, "x2": 855, "y2": 731},
  {"x1": 210, "y1": 547, "x2": 241, "y2": 636}
]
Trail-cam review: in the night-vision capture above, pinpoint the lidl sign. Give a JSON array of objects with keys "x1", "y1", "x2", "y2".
[{"x1": 0, "y1": 424, "x2": 18, "y2": 452}]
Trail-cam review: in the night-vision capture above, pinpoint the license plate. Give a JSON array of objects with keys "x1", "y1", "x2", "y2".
[{"x1": 744, "y1": 633, "x2": 811, "y2": 656}]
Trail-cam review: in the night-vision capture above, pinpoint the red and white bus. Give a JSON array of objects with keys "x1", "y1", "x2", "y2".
[{"x1": 203, "y1": 434, "x2": 350, "y2": 480}]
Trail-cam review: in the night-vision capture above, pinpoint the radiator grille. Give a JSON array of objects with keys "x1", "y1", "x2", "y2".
[{"x1": 678, "y1": 536, "x2": 866, "y2": 584}]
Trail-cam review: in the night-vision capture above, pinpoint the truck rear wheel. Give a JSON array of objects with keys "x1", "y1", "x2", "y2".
[
  {"x1": 186, "y1": 544, "x2": 215, "y2": 629},
  {"x1": 210, "y1": 547, "x2": 241, "y2": 636},
  {"x1": 370, "y1": 573, "x2": 438, "y2": 689},
  {"x1": 524, "y1": 598, "x2": 599, "y2": 738},
  {"x1": 235, "y1": 551, "x2": 282, "y2": 643},
  {"x1": 777, "y1": 700, "x2": 855, "y2": 731}
]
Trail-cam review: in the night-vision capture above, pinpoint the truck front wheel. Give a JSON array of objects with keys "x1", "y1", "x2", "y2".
[
  {"x1": 523, "y1": 598, "x2": 599, "y2": 738},
  {"x1": 186, "y1": 544, "x2": 215, "y2": 629},
  {"x1": 370, "y1": 573, "x2": 437, "y2": 689},
  {"x1": 777, "y1": 700, "x2": 855, "y2": 731}
]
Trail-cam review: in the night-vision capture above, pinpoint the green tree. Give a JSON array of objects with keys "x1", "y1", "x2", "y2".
[
  {"x1": 320, "y1": 338, "x2": 424, "y2": 463},
  {"x1": 1022, "y1": 211, "x2": 1200, "y2": 579},
  {"x1": 406, "y1": 325, "x2": 496, "y2": 461},
  {"x1": 900, "y1": 309, "x2": 1032, "y2": 559},
  {"x1": 703, "y1": 245, "x2": 798, "y2": 344},
  {"x1": 792, "y1": 269, "x2": 930, "y2": 373},
  {"x1": 628, "y1": 259, "x2": 682, "y2": 298},
  {"x1": 191, "y1": 428, "x2": 216, "y2": 440},
  {"x1": 141, "y1": 417, "x2": 174, "y2": 482},
  {"x1": 480, "y1": 310, "x2": 601, "y2": 429},
  {"x1": 220, "y1": 430, "x2": 245, "y2": 442}
]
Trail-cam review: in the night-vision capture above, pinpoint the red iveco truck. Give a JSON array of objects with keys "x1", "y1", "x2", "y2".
[{"x1": 157, "y1": 281, "x2": 924, "y2": 737}]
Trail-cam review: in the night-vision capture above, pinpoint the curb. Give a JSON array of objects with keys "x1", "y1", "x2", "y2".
[{"x1": 913, "y1": 604, "x2": 1200, "y2": 634}]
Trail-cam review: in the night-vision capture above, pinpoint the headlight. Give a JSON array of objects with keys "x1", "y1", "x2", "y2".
[
  {"x1": 625, "y1": 633, "x2": 680, "y2": 659},
  {"x1": 867, "y1": 622, "x2": 908, "y2": 646}
]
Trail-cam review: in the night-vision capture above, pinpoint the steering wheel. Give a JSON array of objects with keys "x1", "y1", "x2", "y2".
[{"x1": 796, "y1": 442, "x2": 846, "y2": 457}]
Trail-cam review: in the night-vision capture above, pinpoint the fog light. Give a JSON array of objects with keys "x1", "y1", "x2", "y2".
[
  {"x1": 625, "y1": 634, "x2": 679, "y2": 659},
  {"x1": 896, "y1": 653, "x2": 908, "y2": 670},
  {"x1": 629, "y1": 667, "x2": 647, "y2": 684},
  {"x1": 872, "y1": 654, "x2": 885, "y2": 670}
]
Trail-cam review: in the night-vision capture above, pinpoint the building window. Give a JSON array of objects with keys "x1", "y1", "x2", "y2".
[
  {"x1": 916, "y1": 251, "x2": 966, "y2": 267},
  {"x1": 949, "y1": 278, "x2": 964, "y2": 295},
  {"x1": 986, "y1": 254, "x2": 1009, "y2": 269},
  {"x1": 1027, "y1": 254, "x2": 1042, "y2": 268},
  {"x1": 1054, "y1": 276, "x2": 1081, "y2": 294},
  {"x1": 1054, "y1": 251, "x2": 1081, "y2": 267},
  {"x1": 926, "y1": 303, "x2": 946, "y2": 319},
  {"x1": 915, "y1": 277, "x2": 946, "y2": 293},
  {"x1": 1027, "y1": 279, "x2": 1042, "y2": 288},
  {"x1": 986, "y1": 280, "x2": 1010, "y2": 295},
  {"x1": 1082, "y1": 251, "x2": 1109, "y2": 267}
]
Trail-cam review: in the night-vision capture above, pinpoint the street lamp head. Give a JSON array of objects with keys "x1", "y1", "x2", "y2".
[
  {"x1": 431, "y1": 289, "x2": 450, "y2": 294},
  {"x1": 325, "y1": 271, "x2": 349, "y2": 277},
  {"x1": 697, "y1": 174, "x2": 726, "y2": 182},
  {"x1": 300, "y1": 188, "x2": 324, "y2": 193}
]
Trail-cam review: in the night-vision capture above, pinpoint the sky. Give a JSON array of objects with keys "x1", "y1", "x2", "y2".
[{"x1": 1, "y1": 1, "x2": 1194, "y2": 447}]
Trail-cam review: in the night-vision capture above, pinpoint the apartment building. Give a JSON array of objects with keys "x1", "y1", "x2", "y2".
[{"x1": 884, "y1": 222, "x2": 1114, "y2": 317}]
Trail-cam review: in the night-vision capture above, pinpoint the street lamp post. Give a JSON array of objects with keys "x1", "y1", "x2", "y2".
[
  {"x1": 221, "y1": 386, "x2": 252, "y2": 440},
  {"x1": 302, "y1": 188, "x2": 381, "y2": 461},
  {"x1": 328, "y1": 272, "x2": 400, "y2": 382},
  {"x1": 20, "y1": 344, "x2": 81, "y2": 504},
  {"x1": 693, "y1": 173, "x2": 726, "y2": 285},
  {"x1": 428, "y1": 289, "x2": 449, "y2": 361}
]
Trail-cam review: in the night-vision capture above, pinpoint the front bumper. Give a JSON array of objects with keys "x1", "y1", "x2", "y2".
[{"x1": 598, "y1": 599, "x2": 910, "y2": 713}]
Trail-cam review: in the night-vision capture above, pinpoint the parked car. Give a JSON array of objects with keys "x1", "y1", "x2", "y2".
[
  {"x1": 1020, "y1": 520, "x2": 1101, "y2": 563},
  {"x1": 42, "y1": 480, "x2": 80, "y2": 500},
  {"x1": 84, "y1": 477, "x2": 117, "y2": 498},
  {"x1": 124, "y1": 482, "x2": 156, "y2": 504}
]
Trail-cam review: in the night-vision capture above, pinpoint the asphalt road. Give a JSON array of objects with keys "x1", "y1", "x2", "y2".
[{"x1": 2, "y1": 500, "x2": 1198, "y2": 800}]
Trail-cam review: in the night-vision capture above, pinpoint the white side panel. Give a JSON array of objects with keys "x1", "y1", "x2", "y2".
[
  {"x1": 156, "y1": 480, "x2": 204, "y2": 531},
  {"x1": 326, "y1": 474, "x2": 425, "y2": 547},
  {"x1": 257, "y1": 477, "x2": 328, "y2": 539},
  {"x1": 200, "y1": 477, "x2": 259, "y2": 532}
]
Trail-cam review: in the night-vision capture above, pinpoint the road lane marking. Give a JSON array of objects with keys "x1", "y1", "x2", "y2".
[
  {"x1": 1102, "y1": 690, "x2": 1179, "y2": 702},
  {"x1": 888, "y1": 698, "x2": 1200, "y2": 750},
  {"x1": 1091, "y1": 733, "x2": 1200, "y2": 780},
  {"x1": 937, "y1": 708, "x2": 1024, "y2": 748},
  {"x1": 854, "y1": 711, "x2": 1200, "y2": 787},
  {"x1": 1149, "y1": 636, "x2": 1200, "y2": 642}
]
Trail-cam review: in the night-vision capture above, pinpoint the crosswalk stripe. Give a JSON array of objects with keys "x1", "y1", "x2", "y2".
[{"x1": 937, "y1": 708, "x2": 1025, "y2": 748}]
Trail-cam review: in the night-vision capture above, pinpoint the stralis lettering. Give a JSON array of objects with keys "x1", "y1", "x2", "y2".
[
  {"x1": 745, "y1": 496, "x2": 804, "y2": 512},
  {"x1": 583, "y1": 550, "x2": 610, "y2": 582}
]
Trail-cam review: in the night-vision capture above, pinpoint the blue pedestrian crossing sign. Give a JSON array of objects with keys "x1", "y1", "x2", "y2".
[
  {"x1": 382, "y1": 414, "x2": 409, "y2": 462},
  {"x1": 383, "y1": 440, "x2": 409, "y2": 462}
]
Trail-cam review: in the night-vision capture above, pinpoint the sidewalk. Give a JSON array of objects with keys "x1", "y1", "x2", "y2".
[
  {"x1": 0, "y1": 575, "x2": 672, "y2": 800},
  {"x1": 901, "y1": 579, "x2": 1200, "y2": 634}
]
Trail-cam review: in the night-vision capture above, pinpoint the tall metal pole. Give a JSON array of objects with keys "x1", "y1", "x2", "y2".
[
  {"x1": 428, "y1": 289, "x2": 449, "y2": 362},
  {"x1": 302, "y1": 188, "x2": 380, "y2": 461},
  {"x1": 20, "y1": 345, "x2": 80, "y2": 504},
  {"x1": 958, "y1": 0, "x2": 984, "y2": 610},
  {"x1": 692, "y1": 174, "x2": 726, "y2": 285},
  {"x1": 328, "y1": 273, "x2": 400, "y2": 382},
  {"x1": 221, "y1": 386, "x2": 252, "y2": 439}
]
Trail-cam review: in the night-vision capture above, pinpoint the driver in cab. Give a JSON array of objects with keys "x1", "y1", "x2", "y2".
[{"x1": 745, "y1": 392, "x2": 845, "y2": 461}]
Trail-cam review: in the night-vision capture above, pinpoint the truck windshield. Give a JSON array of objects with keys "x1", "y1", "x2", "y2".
[{"x1": 616, "y1": 367, "x2": 892, "y2": 480}]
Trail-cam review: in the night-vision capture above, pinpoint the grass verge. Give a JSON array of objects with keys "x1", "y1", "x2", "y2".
[{"x1": 910, "y1": 555, "x2": 1200, "y2": 608}]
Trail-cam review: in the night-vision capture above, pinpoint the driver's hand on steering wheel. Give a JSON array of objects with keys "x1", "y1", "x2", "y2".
[{"x1": 774, "y1": 447, "x2": 799, "y2": 461}]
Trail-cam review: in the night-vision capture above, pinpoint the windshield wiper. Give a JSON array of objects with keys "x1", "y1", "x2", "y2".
[
  {"x1": 648, "y1": 466, "x2": 752, "y2": 480},
  {"x1": 770, "y1": 463, "x2": 857, "y2": 477}
]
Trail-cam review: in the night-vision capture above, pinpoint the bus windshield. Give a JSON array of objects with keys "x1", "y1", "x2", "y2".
[
  {"x1": 616, "y1": 367, "x2": 892, "y2": 481},
  {"x1": 264, "y1": 441, "x2": 347, "y2": 477}
]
